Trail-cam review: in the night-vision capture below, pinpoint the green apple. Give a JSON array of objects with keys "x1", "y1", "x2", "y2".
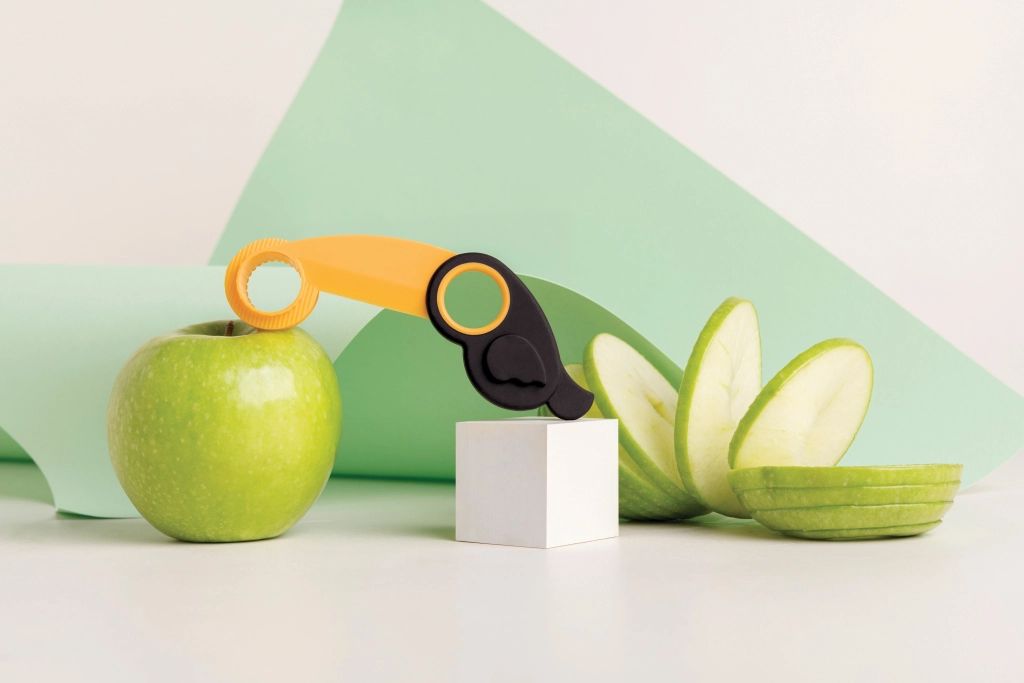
[
  {"x1": 583, "y1": 335, "x2": 707, "y2": 519},
  {"x1": 781, "y1": 521, "x2": 941, "y2": 540},
  {"x1": 675, "y1": 297, "x2": 761, "y2": 518},
  {"x1": 729, "y1": 464, "x2": 963, "y2": 490},
  {"x1": 735, "y1": 482, "x2": 960, "y2": 510},
  {"x1": 750, "y1": 501, "x2": 952, "y2": 531},
  {"x1": 543, "y1": 364, "x2": 704, "y2": 520},
  {"x1": 729, "y1": 338, "x2": 873, "y2": 470},
  {"x1": 108, "y1": 320, "x2": 341, "y2": 542}
]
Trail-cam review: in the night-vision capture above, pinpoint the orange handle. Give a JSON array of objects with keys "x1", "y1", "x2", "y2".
[
  {"x1": 225, "y1": 235, "x2": 458, "y2": 330},
  {"x1": 225, "y1": 236, "x2": 593, "y2": 418}
]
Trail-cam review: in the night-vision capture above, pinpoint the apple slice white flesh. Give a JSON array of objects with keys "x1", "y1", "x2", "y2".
[
  {"x1": 675, "y1": 298, "x2": 761, "y2": 517},
  {"x1": 584, "y1": 335, "x2": 707, "y2": 518},
  {"x1": 729, "y1": 339, "x2": 873, "y2": 470},
  {"x1": 545, "y1": 364, "x2": 705, "y2": 520}
]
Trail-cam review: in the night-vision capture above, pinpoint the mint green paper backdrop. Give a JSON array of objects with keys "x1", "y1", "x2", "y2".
[
  {"x1": 211, "y1": 0, "x2": 1023, "y2": 486},
  {"x1": 0, "y1": 428, "x2": 26, "y2": 462}
]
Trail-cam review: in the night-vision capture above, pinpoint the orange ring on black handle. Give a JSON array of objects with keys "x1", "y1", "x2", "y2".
[
  {"x1": 425, "y1": 252, "x2": 594, "y2": 419},
  {"x1": 434, "y1": 262, "x2": 512, "y2": 336},
  {"x1": 224, "y1": 237, "x2": 320, "y2": 330}
]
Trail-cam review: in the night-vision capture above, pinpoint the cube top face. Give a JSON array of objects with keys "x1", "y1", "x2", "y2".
[{"x1": 455, "y1": 418, "x2": 619, "y2": 549}]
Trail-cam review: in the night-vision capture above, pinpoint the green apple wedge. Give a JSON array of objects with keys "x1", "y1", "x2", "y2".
[
  {"x1": 675, "y1": 297, "x2": 761, "y2": 517},
  {"x1": 584, "y1": 335, "x2": 707, "y2": 519},
  {"x1": 619, "y1": 457, "x2": 686, "y2": 520},
  {"x1": 619, "y1": 447, "x2": 698, "y2": 520},
  {"x1": 542, "y1": 364, "x2": 704, "y2": 520},
  {"x1": 729, "y1": 338, "x2": 873, "y2": 470}
]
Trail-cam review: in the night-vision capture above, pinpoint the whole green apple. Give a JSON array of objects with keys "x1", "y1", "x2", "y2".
[{"x1": 108, "y1": 320, "x2": 341, "y2": 542}]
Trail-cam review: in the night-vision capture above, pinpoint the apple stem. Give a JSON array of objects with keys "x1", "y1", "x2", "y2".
[{"x1": 225, "y1": 321, "x2": 235, "y2": 337}]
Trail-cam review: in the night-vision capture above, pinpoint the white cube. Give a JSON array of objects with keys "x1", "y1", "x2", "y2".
[{"x1": 455, "y1": 418, "x2": 619, "y2": 549}]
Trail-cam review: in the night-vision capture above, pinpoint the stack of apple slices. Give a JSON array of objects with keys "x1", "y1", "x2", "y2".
[
  {"x1": 729, "y1": 465, "x2": 962, "y2": 539},
  {"x1": 563, "y1": 296, "x2": 961, "y2": 540}
]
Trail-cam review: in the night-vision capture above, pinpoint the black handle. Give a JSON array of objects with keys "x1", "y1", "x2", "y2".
[{"x1": 425, "y1": 253, "x2": 594, "y2": 420}]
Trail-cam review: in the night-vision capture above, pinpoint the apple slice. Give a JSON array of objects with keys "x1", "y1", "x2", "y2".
[
  {"x1": 619, "y1": 445, "x2": 707, "y2": 520},
  {"x1": 729, "y1": 339, "x2": 873, "y2": 470},
  {"x1": 783, "y1": 521, "x2": 941, "y2": 540},
  {"x1": 584, "y1": 335, "x2": 707, "y2": 519},
  {"x1": 675, "y1": 298, "x2": 761, "y2": 517},
  {"x1": 736, "y1": 482, "x2": 960, "y2": 510},
  {"x1": 545, "y1": 364, "x2": 705, "y2": 520},
  {"x1": 750, "y1": 501, "x2": 952, "y2": 531},
  {"x1": 729, "y1": 464, "x2": 963, "y2": 490},
  {"x1": 620, "y1": 458, "x2": 682, "y2": 520}
]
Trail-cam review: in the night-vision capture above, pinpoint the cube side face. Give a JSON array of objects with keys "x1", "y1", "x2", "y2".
[
  {"x1": 455, "y1": 421, "x2": 549, "y2": 548},
  {"x1": 545, "y1": 419, "x2": 619, "y2": 548}
]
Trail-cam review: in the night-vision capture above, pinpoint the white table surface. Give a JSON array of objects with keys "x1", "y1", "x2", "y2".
[{"x1": 2, "y1": 455, "x2": 1023, "y2": 683}]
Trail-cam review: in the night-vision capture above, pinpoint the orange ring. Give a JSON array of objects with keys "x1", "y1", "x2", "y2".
[
  {"x1": 224, "y1": 238, "x2": 319, "y2": 330},
  {"x1": 435, "y1": 262, "x2": 511, "y2": 336}
]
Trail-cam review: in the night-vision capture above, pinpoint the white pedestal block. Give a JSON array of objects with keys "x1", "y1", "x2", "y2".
[{"x1": 455, "y1": 418, "x2": 619, "y2": 549}]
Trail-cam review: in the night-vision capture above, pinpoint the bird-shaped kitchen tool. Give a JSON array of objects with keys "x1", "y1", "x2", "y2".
[{"x1": 224, "y1": 236, "x2": 594, "y2": 420}]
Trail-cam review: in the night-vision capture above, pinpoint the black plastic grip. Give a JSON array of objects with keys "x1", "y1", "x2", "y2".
[{"x1": 426, "y1": 253, "x2": 594, "y2": 420}]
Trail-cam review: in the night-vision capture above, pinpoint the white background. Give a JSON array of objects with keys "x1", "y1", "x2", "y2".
[{"x1": 2, "y1": 0, "x2": 1021, "y2": 394}]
